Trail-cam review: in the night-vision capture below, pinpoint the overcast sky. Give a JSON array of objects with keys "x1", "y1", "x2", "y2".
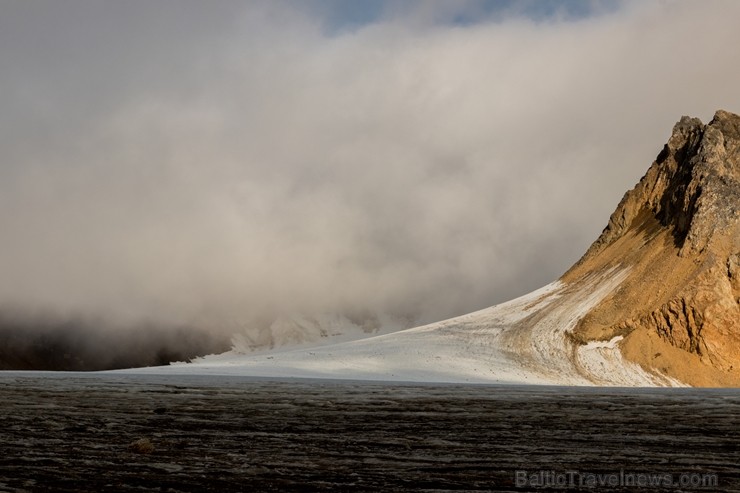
[{"x1": 1, "y1": 0, "x2": 739, "y2": 332}]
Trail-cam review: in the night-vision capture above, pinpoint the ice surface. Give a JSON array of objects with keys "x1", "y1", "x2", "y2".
[{"x1": 117, "y1": 268, "x2": 682, "y2": 386}]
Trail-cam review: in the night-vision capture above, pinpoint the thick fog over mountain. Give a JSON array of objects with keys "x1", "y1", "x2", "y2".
[{"x1": 1, "y1": 1, "x2": 739, "y2": 364}]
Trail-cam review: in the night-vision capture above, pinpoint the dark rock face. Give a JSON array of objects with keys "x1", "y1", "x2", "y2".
[
  {"x1": 585, "y1": 111, "x2": 739, "y2": 259},
  {"x1": 569, "y1": 110, "x2": 740, "y2": 384}
]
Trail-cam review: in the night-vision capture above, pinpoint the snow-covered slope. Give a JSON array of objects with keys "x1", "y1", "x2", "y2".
[
  {"x1": 229, "y1": 312, "x2": 409, "y2": 355},
  {"x1": 120, "y1": 266, "x2": 683, "y2": 386}
]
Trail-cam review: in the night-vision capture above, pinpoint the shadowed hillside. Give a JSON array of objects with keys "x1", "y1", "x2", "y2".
[{"x1": 0, "y1": 315, "x2": 231, "y2": 370}]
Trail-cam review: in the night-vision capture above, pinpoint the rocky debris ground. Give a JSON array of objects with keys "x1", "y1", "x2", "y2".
[{"x1": 0, "y1": 374, "x2": 738, "y2": 492}]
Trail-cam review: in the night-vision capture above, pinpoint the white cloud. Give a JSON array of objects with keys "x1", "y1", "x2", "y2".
[{"x1": 0, "y1": 0, "x2": 739, "y2": 333}]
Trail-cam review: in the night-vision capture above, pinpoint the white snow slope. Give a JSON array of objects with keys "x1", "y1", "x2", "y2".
[{"x1": 120, "y1": 267, "x2": 683, "y2": 386}]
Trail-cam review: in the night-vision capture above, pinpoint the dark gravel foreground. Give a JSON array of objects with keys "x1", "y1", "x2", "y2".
[{"x1": 0, "y1": 374, "x2": 738, "y2": 492}]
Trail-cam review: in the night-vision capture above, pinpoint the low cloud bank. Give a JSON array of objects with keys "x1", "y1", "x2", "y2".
[{"x1": 0, "y1": 1, "x2": 739, "y2": 357}]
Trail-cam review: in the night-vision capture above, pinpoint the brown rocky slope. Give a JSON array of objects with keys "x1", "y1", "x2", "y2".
[{"x1": 564, "y1": 110, "x2": 740, "y2": 387}]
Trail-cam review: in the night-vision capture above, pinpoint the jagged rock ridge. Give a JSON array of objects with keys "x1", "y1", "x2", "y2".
[{"x1": 566, "y1": 110, "x2": 740, "y2": 386}]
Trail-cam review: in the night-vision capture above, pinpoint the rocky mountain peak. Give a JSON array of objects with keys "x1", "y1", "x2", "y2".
[
  {"x1": 582, "y1": 110, "x2": 740, "y2": 260},
  {"x1": 566, "y1": 110, "x2": 740, "y2": 386}
]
